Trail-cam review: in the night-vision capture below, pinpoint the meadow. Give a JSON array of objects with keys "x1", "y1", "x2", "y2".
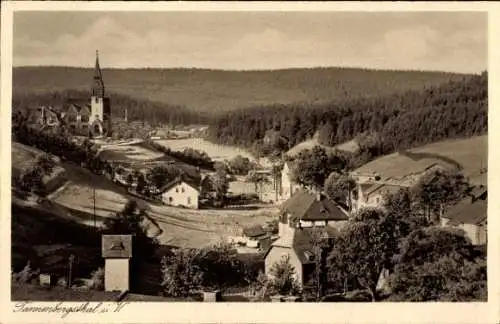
[
  {"x1": 155, "y1": 138, "x2": 256, "y2": 162},
  {"x1": 354, "y1": 135, "x2": 488, "y2": 186},
  {"x1": 11, "y1": 138, "x2": 276, "y2": 249}
]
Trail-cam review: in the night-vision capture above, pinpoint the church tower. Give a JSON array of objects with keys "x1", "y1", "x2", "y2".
[{"x1": 89, "y1": 50, "x2": 111, "y2": 136}]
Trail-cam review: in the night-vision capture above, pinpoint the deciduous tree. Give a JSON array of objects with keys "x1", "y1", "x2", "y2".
[
  {"x1": 328, "y1": 208, "x2": 399, "y2": 301},
  {"x1": 161, "y1": 248, "x2": 203, "y2": 298},
  {"x1": 267, "y1": 255, "x2": 301, "y2": 296},
  {"x1": 412, "y1": 168, "x2": 470, "y2": 223},
  {"x1": 388, "y1": 227, "x2": 486, "y2": 301},
  {"x1": 324, "y1": 172, "x2": 356, "y2": 210}
]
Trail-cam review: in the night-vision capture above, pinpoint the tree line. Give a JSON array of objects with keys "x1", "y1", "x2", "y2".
[
  {"x1": 206, "y1": 72, "x2": 487, "y2": 161},
  {"x1": 143, "y1": 141, "x2": 215, "y2": 171}
]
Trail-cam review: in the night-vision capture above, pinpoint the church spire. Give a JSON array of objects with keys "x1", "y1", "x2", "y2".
[
  {"x1": 94, "y1": 50, "x2": 102, "y2": 78},
  {"x1": 91, "y1": 50, "x2": 105, "y2": 97}
]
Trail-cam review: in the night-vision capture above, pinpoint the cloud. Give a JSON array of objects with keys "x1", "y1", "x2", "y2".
[
  {"x1": 13, "y1": 12, "x2": 487, "y2": 73},
  {"x1": 368, "y1": 26, "x2": 439, "y2": 68}
]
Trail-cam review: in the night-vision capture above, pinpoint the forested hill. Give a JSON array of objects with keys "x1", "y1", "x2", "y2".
[
  {"x1": 12, "y1": 89, "x2": 207, "y2": 126},
  {"x1": 13, "y1": 66, "x2": 469, "y2": 113},
  {"x1": 207, "y1": 72, "x2": 487, "y2": 157}
]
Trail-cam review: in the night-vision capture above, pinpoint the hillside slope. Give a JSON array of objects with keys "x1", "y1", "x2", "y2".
[
  {"x1": 354, "y1": 135, "x2": 488, "y2": 186},
  {"x1": 208, "y1": 73, "x2": 487, "y2": 158},
  {"x1": 13, "y1": 66, "x2": 469, "y2": 113}
]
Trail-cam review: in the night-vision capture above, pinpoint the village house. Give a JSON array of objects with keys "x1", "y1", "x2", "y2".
[
  {"x1": 242, "y1": 225, "x2": 271, "y2": 249},
  {"x1": 441, "y1": 185, "x2": 487, "y2": 246},
  {"x1": 33, "y1": 106, "x2": 60, "y2": 128},
  {"x1": 264, "y1": 189, "x2": 349, "y2": 286},
  {"x1": 350, "y1": 153, "x2": 458, "y2": 212},
  {"x1": 159, "y1": 175, "x2": 200, "y2": 209},
  {"x1": 351, "y1": 183, "x2": 408, "y2": 213}
]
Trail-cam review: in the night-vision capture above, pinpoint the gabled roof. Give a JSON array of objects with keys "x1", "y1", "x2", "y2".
[
  {"x1": 159, "y1": 175, "x2": 200, "y2": 193},
  {"x1": 65, "y1": 98, "x2": 91, "y2": 113},
  {"x1": 243, "y1": 225, "x2": 267, "y2": 238},
  {"x1": 364, "y1": 183, "x2": 405, "y2": 198},
  {"x1": 469, "y1": 185, "x2": 487, "y2": 200},
  {"x1": 445, "y1": 195, "x2": 487, "y2": 226},
  {"x1": 280, "y1": 189, "x2": 349, "y2": 221}
]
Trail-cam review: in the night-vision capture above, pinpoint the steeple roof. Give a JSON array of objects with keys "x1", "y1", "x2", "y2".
[
  {"x1": 91, "y1": 50, "x2": 105, "y2": 97},
  {"x1": 94, "y1": 50, "x2": 102, "y2": 79}
]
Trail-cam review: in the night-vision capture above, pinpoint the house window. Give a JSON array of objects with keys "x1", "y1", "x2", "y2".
[
  {"x1": 376, "y1": 197, "x2": 380, "y2": 204},
  {"x1": 81, "y1": 115, "x2": 89, "y2": 123},
  {"x1": 176, "y1": 188, "x2": 179, "y2": 193},
  {"x1": 181, "y1": 187, "x2": 185, "y2": 193},
  {"x1": 187, "y1": 197, "x2": 191, "y2": 205},
  {"x1": 169, "y1": 197, "x2": 173, "y2": 203}
]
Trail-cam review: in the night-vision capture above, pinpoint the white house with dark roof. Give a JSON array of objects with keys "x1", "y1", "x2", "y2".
[
  {"x1": 160, "y1": 175, "x2": 200, "y2": 209},
  {"x1": 264, "y1": 189, "x2": 348, "y2": 286},
  {"x1": 351, "y1": 183, "x2": 408, "y2": 213},
  {"x1": 441, "y1": 186, "x2": 487, "y2": 246}
]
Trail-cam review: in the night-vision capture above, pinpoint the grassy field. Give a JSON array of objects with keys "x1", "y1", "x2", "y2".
[
  {"x1": 12, "y1": 142, "x2": 66, "y2": 178},
  {"x1": 98, "y1": 143, "x2": 165, "y2": 161},
  {"x1": 12, "y1": 138, "x2": 277, "y2": 249},
  {"x1": 51, "y1": 176, "x2": 277, "y2": 248},
  {"x1": 155, "y1": 138, "x2": 256, "y2": 162},
  {"x1": 354, "y1": 135, "x2": 488, "y2": 186},
  {"x1": 13, "y1": 66, "x2": 468, "y2": 112},
  {"x1": 43, "y1": 158, "x2": 277, "y2": 248}
]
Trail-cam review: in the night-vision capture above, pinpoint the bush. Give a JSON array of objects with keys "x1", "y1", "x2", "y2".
[
  {"x1": 13, "y1": 261, "x2": 39, "y2": 284},
  {"x1": 90, "y1": 267, "x2": 104, "y2": 290}
]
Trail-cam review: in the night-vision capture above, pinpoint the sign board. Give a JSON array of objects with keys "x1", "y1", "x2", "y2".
[{"x1": 102, "y1": 234, "x2": 133, "y2": 258}]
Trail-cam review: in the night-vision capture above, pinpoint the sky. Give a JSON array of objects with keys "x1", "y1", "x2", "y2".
[{"x1": 13, "y1": 11, "x2": 487, "y2": 73}]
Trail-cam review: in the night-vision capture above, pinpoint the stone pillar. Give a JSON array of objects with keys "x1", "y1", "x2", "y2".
[
  {"x1": 102, "y1": 234, "x2": 133, "y2": 292},
  {"x1": 203, "y1": 291, "x2": 221, "y2": 302}
]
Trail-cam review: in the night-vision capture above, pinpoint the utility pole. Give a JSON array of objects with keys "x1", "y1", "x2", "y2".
[
  {"x1": 68, "y1": 254, "x2": 75, "y2": 289},
  {"x1": 348, "y1": 182, "x2": 352, "y2": 217},
  {"x1": 93, "y1": 187, "x2": 97, "y2": 229}
]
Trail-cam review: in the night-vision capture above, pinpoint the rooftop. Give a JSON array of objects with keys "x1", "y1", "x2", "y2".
[
  {"x1": 280, "y1": 189, "x2": 349, "y2": 222},
  {"x1": 242, "y1": 225, "x2": 267, "y2": 238},
  {"x1": 158, "y1": 174, "x2": 201, "y2": 193},
  {"x1": 363, "y1": 183, "x2": 406, "y2": 199}
]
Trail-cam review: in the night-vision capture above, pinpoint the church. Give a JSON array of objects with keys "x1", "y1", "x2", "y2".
[{"x1": 36, "y1": 50, "x2": 112, "y2": 137}]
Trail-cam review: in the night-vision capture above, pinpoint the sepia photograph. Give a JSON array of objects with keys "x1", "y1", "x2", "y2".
[{"x1": 2, "y1": 3, "x2": 494, "y2": 321}]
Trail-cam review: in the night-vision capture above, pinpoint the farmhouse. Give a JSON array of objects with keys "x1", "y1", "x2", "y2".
[
  {"x1": 441, "y1": 186, "x2": 487, "y2": 246},
  {"x1": 349, "y1": 147, "x2": 463, "y2": 211},
  {"x1": 159, "y1": 175, "x2": 200, "y2": 209},
  {"x1": 351, "y1": 183, "x2": 408, "y2": 213},
  {"x1": 264, "y1": 189, "x2": 348, "y2": 286},
  {"x1": 33, "y1": 51, "x2": 111, "y2": 137}
]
